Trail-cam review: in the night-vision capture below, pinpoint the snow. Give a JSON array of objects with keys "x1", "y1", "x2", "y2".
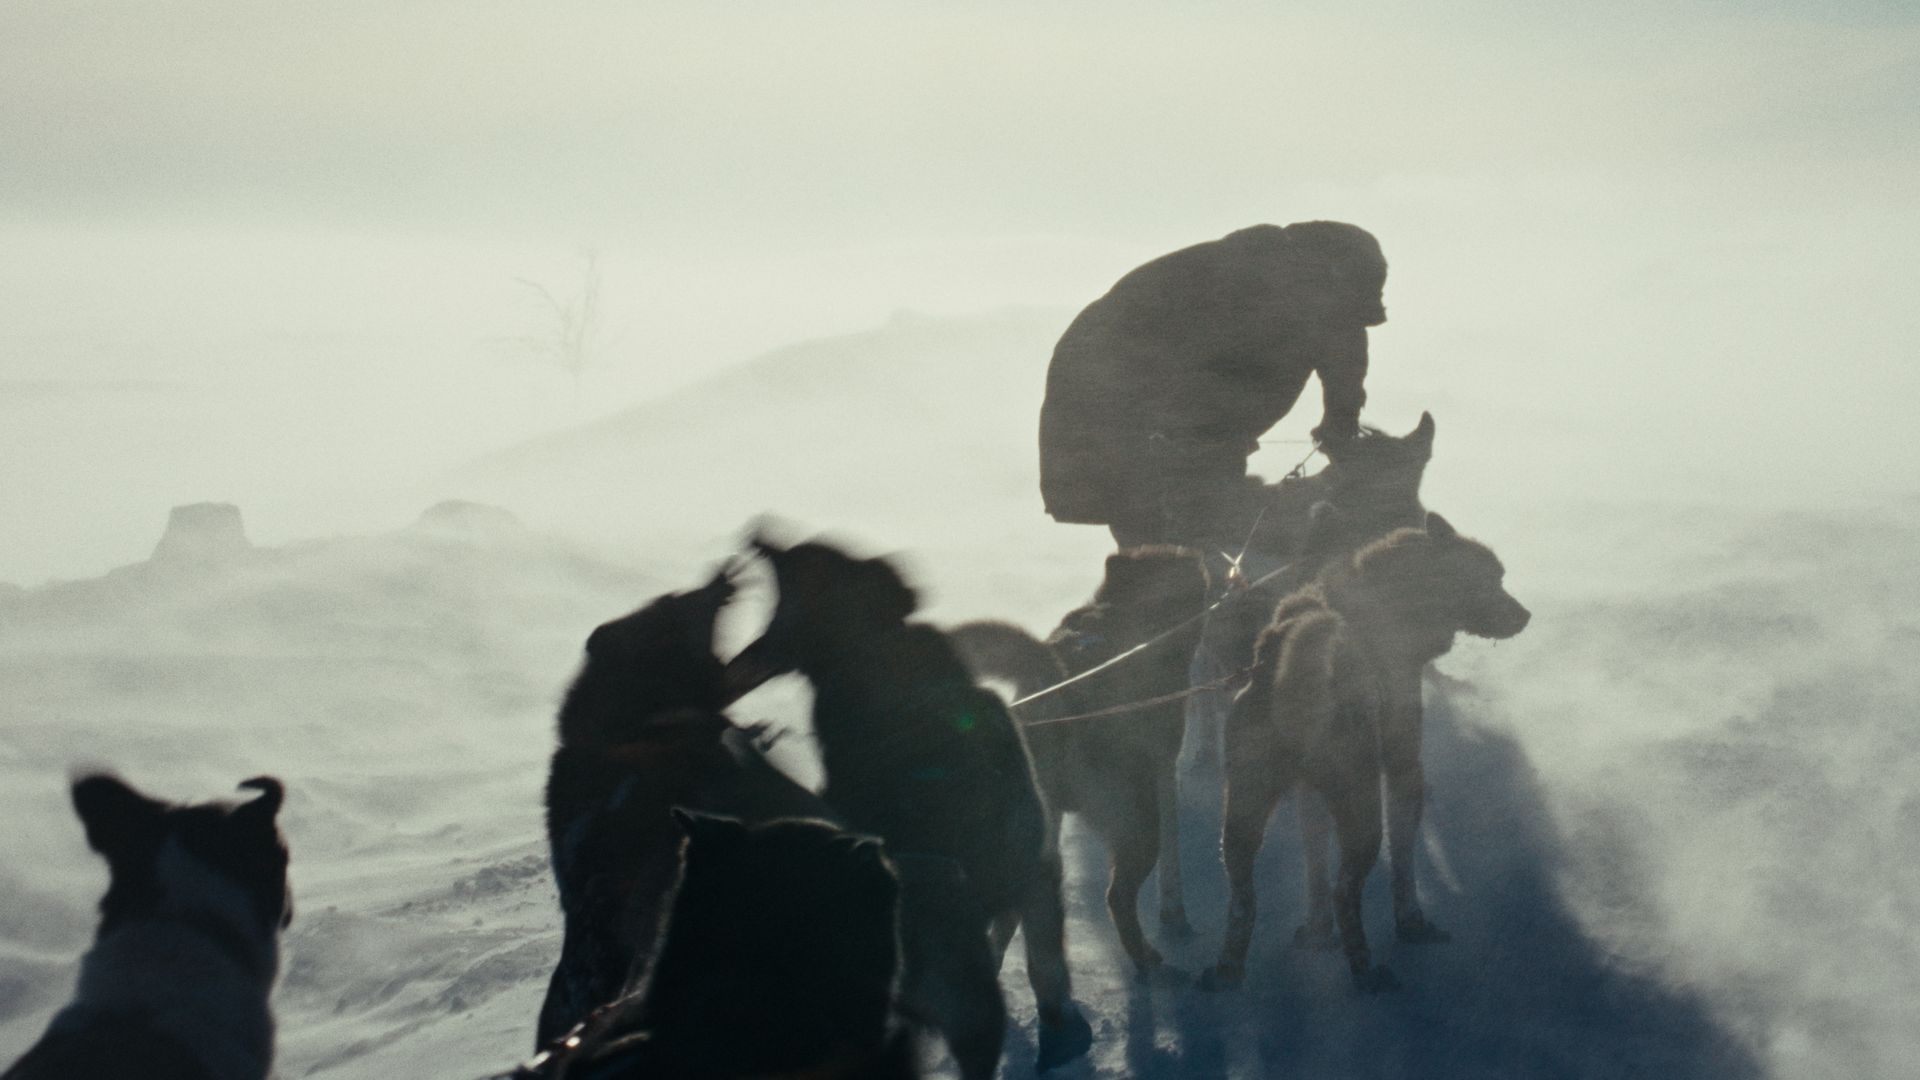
[{"x1": 2, "y1": 311, "x2": 1916, "y2": 1078}]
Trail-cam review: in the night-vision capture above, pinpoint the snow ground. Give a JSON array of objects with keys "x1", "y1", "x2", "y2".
[{"x1": 2, "y1": 312, "x2": 1915, "y2": 1078}]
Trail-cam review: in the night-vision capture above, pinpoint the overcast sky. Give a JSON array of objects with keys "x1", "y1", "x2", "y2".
[
  {"x1": 3, "y1": 2, "x2": 1911, "y2": 358},
  {"x1": 1, "y1": 1, "x2": 1916, "y2": 578},
  {"x1": 3, "y1": 2, "x2": 1913, "y2": 231}
]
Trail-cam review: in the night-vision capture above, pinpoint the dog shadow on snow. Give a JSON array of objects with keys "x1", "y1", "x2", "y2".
[{"x1": 1043, "y1": 676, "x2": 1761, "y2": 1080}]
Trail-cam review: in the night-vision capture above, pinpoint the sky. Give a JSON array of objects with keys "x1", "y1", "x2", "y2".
[{"x1": 0, "y1": 1, "x2": 1916, "y2": 580}]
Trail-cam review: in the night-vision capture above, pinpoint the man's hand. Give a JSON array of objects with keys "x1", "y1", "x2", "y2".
[{"x1": 1311, "y1": 414, "x2": 1360, "y2": 446}]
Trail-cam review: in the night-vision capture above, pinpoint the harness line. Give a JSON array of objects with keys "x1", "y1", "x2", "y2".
[
  {"x1": 1017, "y1": 666, "x2": 1256, "y2": 728},
  {"x1": 1006, "y1": 559, "x2": 1295, "y2": 713}
]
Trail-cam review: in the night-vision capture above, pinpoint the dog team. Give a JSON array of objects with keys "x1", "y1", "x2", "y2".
[{"x1": 5, "y1": 222, "x2": 1531, "y2": 1080}]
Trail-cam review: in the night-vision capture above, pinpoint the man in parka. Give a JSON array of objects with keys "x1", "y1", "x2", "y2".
[{"x1": 1038, "y1": 221, "x2": 1389, "y2": 551}]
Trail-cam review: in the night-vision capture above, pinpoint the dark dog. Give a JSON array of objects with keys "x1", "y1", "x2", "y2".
[
  {"x1": 538, "y1": 568, "x2": 830, "y2": 1045},
  {"x1": 506, "y1": 812, "x2": 917, "y2": 1080},
  {"x1": 1206, "y1": 513, "x2": 1530, "y2": 992},
  {"x1": 728, "y1": 535, "x2": 1093, "y2": 1079},
  {"x1": 4, "y1": 774, "x2": 291, "y2": 1080},
  {"x1": 950, "y1": 546, "x2": 1210, "y2": 983}
]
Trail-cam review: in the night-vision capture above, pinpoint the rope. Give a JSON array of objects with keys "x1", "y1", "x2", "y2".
[
  {"x1": 1007, "y1": 559, "x2": 1294, "y2": 712},
  {"x1": 1017, "y1": 666, "x2": 1254, "y2": 728},
  {"x1": 1192, "y1": 439, "x2": 1321, "y2": 619}
]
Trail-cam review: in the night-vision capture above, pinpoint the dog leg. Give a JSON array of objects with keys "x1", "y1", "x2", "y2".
[
  {"x1": 1098, "y1": 791, "x2": 1182, "y2": 983},
  {"x1": 1327, "y1": 779, "x2": 1397, "y2": 992},
  {"x1": 927, "y1": 946, "x2": 1010, "y2": 1080},
  {"x1": 535, "y1": 947, "x2": 580, "y2": 1051},
  {"x1": 1201, "y1": 772, "x2": 1285, "y2": 990},
  {"x1": 1154, "y1": 762, "x2": 1195, "y2": 938},
  {"x1": 993, "y1": 807, "x2": 1062, "y2": 974},
  {"x1": 900, "y1": 893, "x2": 1009, "y2": 1080},
  {"x1": 537, "y1": 872, "x2": 642, "y2": 1047},
  {"x1": 1292, "y1": 788, "x2": 1338, "y2": 950},
  {"x1": 1015, "y1": 852, "x2": 1094, "y2": 1071},
  {"x1": 1384, "y1": 706, "x2": 1450, "y2": 946},
  {"x1": 988, "y1": 910, "x2": 1020, "y2": 969}
]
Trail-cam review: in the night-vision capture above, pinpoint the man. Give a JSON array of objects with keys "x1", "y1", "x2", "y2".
[{"x1": 1038, "y1": 221, "x2": 1389, "y2": 550}]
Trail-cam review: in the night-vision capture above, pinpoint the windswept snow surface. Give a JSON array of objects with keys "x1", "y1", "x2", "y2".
[{"x1": 3, "y1": 312, "x2": 1916, "y2": 1078}]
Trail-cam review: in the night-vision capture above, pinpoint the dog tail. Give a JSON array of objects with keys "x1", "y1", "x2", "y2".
[
  {"x1": 947, "y1": 620, "x2": 1067, "y2": 703},
  {"x1": 1232, "y1": 603, "x2": 1341, "y2": 755}
]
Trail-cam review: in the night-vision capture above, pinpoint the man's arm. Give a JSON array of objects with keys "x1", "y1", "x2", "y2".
[{"x1": 1310, "y1": 326, "x2": 1369, "y2": 443}]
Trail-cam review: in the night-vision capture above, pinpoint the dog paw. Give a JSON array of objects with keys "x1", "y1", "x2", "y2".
[
  {"x1": 1196, "y1": 964, "x2": 1244, "y2": 992},
  {"x1": 1035, "y1": 1005, "x2": 1094, "y2": 1072},
  {"x1": 1290, "y1": 921, "x2": 1339, "y2": 951},
  {"x1": 1394, "y1": 913, "x2": 1452, "y2": 945},
  {"x1": 1350, "y1": 964, "x2": 1401, "y2": 994},
  {"x1": 1158, "y1": 907, "x2": 1197, "y2": 939}
]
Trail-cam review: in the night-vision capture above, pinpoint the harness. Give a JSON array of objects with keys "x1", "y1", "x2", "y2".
[{"x1": 1008, "y1": 558, "x2": 1294, "y2": 718}]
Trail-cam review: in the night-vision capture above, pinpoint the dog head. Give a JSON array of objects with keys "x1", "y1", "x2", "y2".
[
  {"x1": 653, "y1": 809, "x2": 901, "y2": 1068},
  {"x1": 728, "y1": 533, "x2": 919, "y2": 694},
  {"x1": 667, "y1": 809, "x2": 898, "y2": 965},
  {"x1": 1316, "y1": 411, "x2": 1434, "y2": 521},
  {"x1": 1351, "y1": 510, "x2": 1530, "y2": 650},
  {"x1": 71, "y1": 773, "x2": 292, "y2": 941},
  {"x1": 573, "y1": 565, "x2": 738, "y2": 728}
]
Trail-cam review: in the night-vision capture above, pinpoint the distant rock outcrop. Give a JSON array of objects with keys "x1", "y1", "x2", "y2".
[
  {"x1": 412, "y1": 500, "x2": 524, "y2": 540},
  {"x1": 149, "y1": 502, "x2": 251, "y2": 566}
]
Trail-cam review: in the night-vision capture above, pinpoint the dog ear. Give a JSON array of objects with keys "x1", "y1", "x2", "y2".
[
  {"x1": 71, "y1": 773, "x2": 164, "y2": 858},
  {"x1": 236, "y1": 776, "x2": 285, "y2": 826},
  {"x1": 672, "y1": 808, "x2": 746, "y2": 849},
  {"x1": 837, "y1": 833, "x2": 890, "y2": 869},
  {"x1": 744, "y1": 519, "x2": 786, "y2": 560},
  {"x1": 1409, "y1": 411, "x2": 1435, "y2": 455},
  {"x1": 584, "y1": 620, "x2": 618, "y2": 660},
  {"x1": 1424, "y1": 511, "x2": 1457, "y2": 542}
]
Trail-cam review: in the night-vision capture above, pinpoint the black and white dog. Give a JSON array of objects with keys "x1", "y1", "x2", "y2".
[{"x1": 3, "y1": 773, "x2": 292, "y2": 1080}]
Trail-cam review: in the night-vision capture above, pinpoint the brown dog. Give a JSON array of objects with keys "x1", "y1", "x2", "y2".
[
  {"x1": 1207, "y1": 412, "x2": 1438, "y2": 677},
  {"x1": 1205, "y1": 512, "x2": 1529, "y2": 992},
  {"x1": 950, "y1": 546, "x2": 1211, "y2": 985},
  {"x1": 1185, "y1": 414, "x2": 1438, "y2": 843}
]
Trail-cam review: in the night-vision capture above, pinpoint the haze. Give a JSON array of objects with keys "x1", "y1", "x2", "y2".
[
  {"x1": 1, "y1": 0, "x2": 1914, "y2": 581},
  {"x1": 2, "y1": 6, "x2": 1919, "y2": 1078}
]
